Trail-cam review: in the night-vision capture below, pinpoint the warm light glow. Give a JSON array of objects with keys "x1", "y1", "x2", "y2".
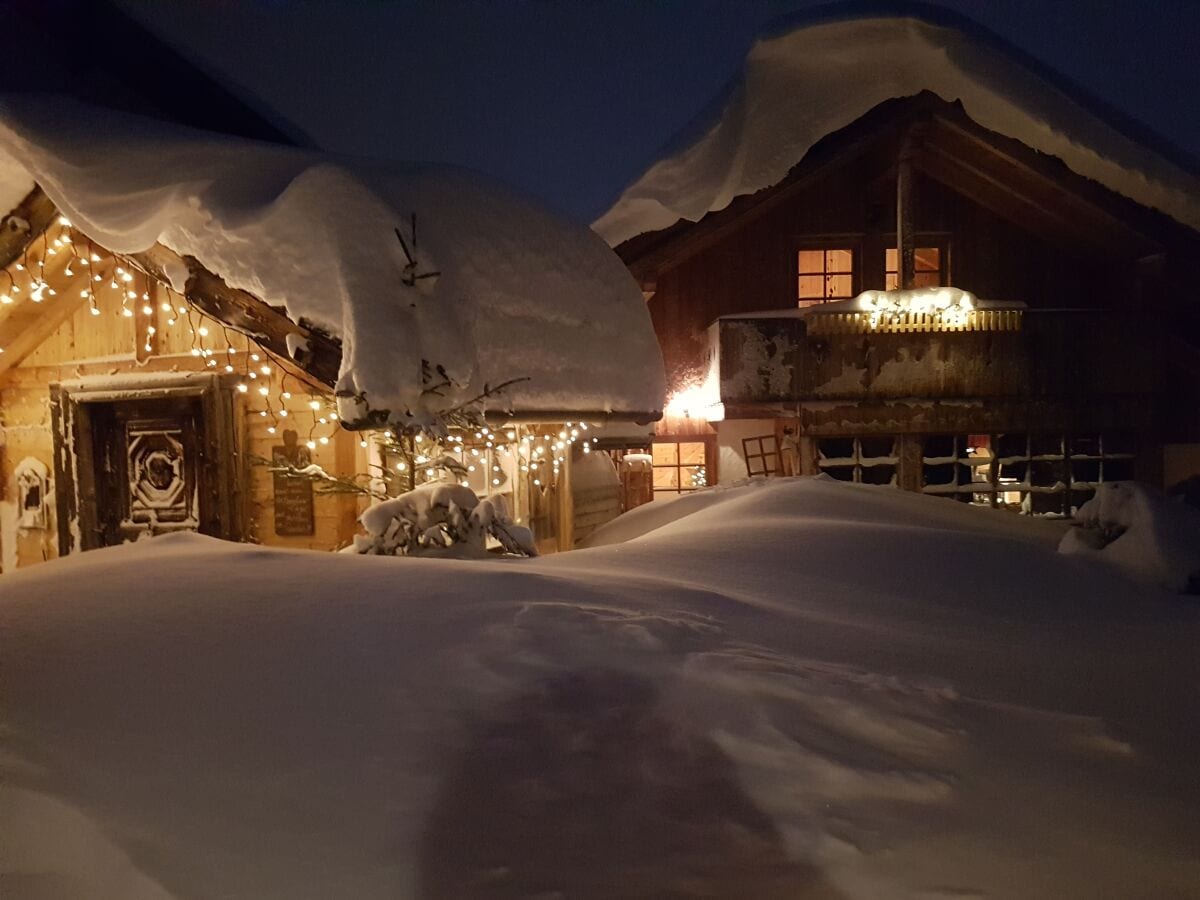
[
  {"x1": 664, "y1": 381, "x2": 724, "y2": 422},
  {"x1": 856, "y1": 286, "x2": 976, "y2": 329}
]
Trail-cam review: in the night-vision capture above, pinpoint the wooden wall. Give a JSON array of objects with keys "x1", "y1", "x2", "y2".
[
  {"x1": 0, "y1": 245, "x2": 366, "y2": 572},
  {"x1": 649, "y1": 158, "x2": 1134, "y2": 392}
]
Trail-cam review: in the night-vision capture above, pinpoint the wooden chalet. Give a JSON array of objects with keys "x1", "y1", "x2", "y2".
[
  {"x1": 612, "y1": 90, "x2": 1200, "y2": 514},
  {"x1": 0, "y1": 180, "x2": 659, "y2": 568},
  {"x1": 0, "y1": 7, "x2": 663, "y2": 571}
]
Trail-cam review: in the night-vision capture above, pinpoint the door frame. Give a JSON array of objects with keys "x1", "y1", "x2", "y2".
[{"x1": 50, "y1": 373, "x2": 243, "y2": 555}]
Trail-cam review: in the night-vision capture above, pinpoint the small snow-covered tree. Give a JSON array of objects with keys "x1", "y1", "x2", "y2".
[{"x1": 353, "y1": 482, "x2": 536, "y2": 558}]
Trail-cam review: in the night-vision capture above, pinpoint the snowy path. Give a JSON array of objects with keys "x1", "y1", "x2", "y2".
[{"x1": 2, "y1": 478, "x2": 1198, "y2": 898}]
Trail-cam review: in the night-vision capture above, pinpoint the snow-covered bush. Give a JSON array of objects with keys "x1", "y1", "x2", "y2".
[
  {"x1": 353, "y1": 482, "x2": 536, "y2": 558},
  {"x1": 1059, "y1": 481, "x2": 1200, "y2": 594}
]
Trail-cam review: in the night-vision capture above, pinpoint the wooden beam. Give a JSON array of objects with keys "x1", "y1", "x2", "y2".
[
  {"x1": 0, "y1": 185, "x2": 343, "y2": 388},
  {"x1": 0, "y1": 185, "x2": 56, "y2": 272},
  {"x1": 896, "y1": 130, "x2": 918, "y2": 290},
  {"x1": 126, "y1": 243, "x2": 342, "y2": 388},
  {"x1": 923, "y1": 115, "x2": 1162, "y2": 256},
  {"x1": 916, "y1": 140, "x2": 1129, "y2": 255},
  {"x1": 0, "y1": 286, "x2": 90, "y2": 380}
]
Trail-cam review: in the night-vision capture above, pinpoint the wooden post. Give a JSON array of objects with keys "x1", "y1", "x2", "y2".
[
  {"x1": 557, "y1": 447, "x2": 574, "y2": 552},
  {"x1": 896, "y1": 434, "x2": 925, "y2": 492},
  {"x1": 897, "y1": 132, "x2": 917, "y2": 290}
]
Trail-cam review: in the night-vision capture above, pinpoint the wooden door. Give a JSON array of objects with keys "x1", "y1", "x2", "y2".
[{"x1": 88, "y1": 396, "x2": 205, "y2": 546}]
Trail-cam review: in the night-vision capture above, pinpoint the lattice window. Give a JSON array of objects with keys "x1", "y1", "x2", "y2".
[
  {"x1": 742, "y1": 435, "x2": 779, "y2": 477},
  {"x1": 798, "y1": 248, "x2": 854, "y2": 307},
  {"x1": 816, "y1": 436, "x2": 897, "y2": 485},
  {"x1": 652, "y1": 440, "x2": 708, "y2": 498},
  {"x1": 885, "y1": 246, "x2": 944, "y2": 290},
  {"x1": 921, "y1": 433, "x2": 1135, "y2": 515}
]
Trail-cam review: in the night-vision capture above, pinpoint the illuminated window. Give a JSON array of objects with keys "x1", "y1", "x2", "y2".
[
  {"x1": 652, "y1": 440, "x2": 708, "y2": 498},
  {"x1": 921, "y1": 433, "x2": 1135, "y2": 515},
  {"x1": 885, "y1": 246, "x2": 942, "y2": 290},
  {"x1": 798, "y1": 248, "x2": 854, "y2": 307}
]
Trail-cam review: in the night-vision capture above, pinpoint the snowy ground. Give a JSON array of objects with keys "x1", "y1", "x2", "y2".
[{"x1": 3, "y1": 477, "x2": 1199, "y2": 899}]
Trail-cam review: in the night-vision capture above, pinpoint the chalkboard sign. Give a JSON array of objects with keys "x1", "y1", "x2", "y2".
[{"x1": 272, "y1": 430, "x2": 315, "y2": 536}]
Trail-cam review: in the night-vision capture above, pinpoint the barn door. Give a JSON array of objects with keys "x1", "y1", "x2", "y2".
[{"x1": 89, "y1": 396, "x2": 205, "y2": 546}]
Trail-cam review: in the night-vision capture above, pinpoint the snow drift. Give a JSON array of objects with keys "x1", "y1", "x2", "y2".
[
  {"x1": 4, "y1": 478, "x2": 1200, "y2": 898},
  {"x1": 0, "y1": 96, "x2": 665, "y2": 423},
  {"x1": 1059, "y1": 481, "x2": 1200, "y2": 593},
  {"x1": 595, "y1": 9, "x2": 1200, "y2": 245}
]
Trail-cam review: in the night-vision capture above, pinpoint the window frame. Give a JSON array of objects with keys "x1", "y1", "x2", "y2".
[
  {"x1": 650, "y1": 435, "x2": 716, "y2": 498},
  {"x1": 795, "y1": 238, "x2": 862, "y2": 307},
  {"x1": 742, "y1": 434, "x2": 779, "y2": 477},
  {"x1": 919, "y1": 432, "x2": 1135, "y2": 515},
  {"x1": 883, "y1": 234, "x2": 950, "y2": 291},
  {"x1": 814, "y1": 436, "x2": 898, "y2": 486}
]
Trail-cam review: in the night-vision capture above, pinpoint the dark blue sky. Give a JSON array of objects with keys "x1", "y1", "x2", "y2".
[{"x1": 119, "y1": 0, "x2": 1200, "y2": 224}]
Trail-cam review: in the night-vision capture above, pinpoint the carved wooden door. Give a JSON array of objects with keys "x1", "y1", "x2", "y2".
[{"x1": 90, "y1": 396, "x2": 204, "y2": 546}]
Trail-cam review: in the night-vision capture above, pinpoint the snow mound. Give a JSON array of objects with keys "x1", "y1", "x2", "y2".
[
  {"x1": 580, "y1": 476, "x2": 775, "y2": 546},
  {"x1": 4, "y1": 479, "x2": 1200, "y2": 898},
  {"x1": 595, "y1": 11, "x2": 1200, "y2": 245},
  {"x1": 0, "y1": 96, "x2": 664, "y2": 423},
  {"x1": 1059, "y1": 481, "x2": 1200, "y2": 593}
]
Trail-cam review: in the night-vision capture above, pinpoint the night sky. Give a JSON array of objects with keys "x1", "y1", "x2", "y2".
[{"x1": 117, "y1": 0, "x2": 1200, "y2": 225}]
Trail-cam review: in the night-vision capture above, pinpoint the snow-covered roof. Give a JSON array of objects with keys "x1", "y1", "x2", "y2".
[
  {"x1": 0, "y1": 96, "x2": 665, "y2": 424},
  {"x1": 595, "y1": 7, "x2": 1200, "y2": 246}
]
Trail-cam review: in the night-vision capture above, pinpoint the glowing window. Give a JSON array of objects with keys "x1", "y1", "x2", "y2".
[
  {"x1": 885, "y1": 247, "x2": 942, "y2": 290},
  {"x1": 652, "y1": 440, "x2": 708, "y2": 498},
  {"x1": 920, "y1": 433, "x2": 1135, "y2": 515},
  {"x1": 798, "y1": 248, "x2": 854, "y2": 307}
]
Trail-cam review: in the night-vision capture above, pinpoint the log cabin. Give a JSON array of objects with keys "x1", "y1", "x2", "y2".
[
  {"x1": 0, "y1": 92, "x2": 662, "y2": 569},
  {"x1": 599, "y1": 8, "x2": 1200, "y2": 516}
]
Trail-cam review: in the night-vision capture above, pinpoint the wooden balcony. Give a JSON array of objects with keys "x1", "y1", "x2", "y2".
[{"x1": 707, "y1": 308, "x2": 1167, "y2": 435}]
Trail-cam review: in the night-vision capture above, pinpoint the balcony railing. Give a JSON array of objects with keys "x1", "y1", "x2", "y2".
[
  {"x1": 804, "y1": 307, "x2": 1023, "y2": 335},
  {"x1": 708, "y1": 307, "x2": 1166, "y2": 408}
]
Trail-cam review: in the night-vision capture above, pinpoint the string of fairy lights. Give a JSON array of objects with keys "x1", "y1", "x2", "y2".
[{"x1": 1, "y1": 216, "x2": 601, "y2": 498}]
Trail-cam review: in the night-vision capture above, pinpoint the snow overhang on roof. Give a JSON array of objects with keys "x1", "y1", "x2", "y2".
[
  {"x1": 0, "y1": 96, "x2": 665, "y2": 428},
  {"x1": 594, "y1": 7, "x2": 1200, "y2": 247}
]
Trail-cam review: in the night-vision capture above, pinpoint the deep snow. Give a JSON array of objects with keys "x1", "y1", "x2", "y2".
[
  {"x1": 2, "y1": 478, "x2": 1199, "y2": 898},
  {"x1": 0, "y1": 96, "x2": 664, "y2": 423},
  {"x1": 595, "y1": 13, "x2": 1200, "y2": 246}
]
